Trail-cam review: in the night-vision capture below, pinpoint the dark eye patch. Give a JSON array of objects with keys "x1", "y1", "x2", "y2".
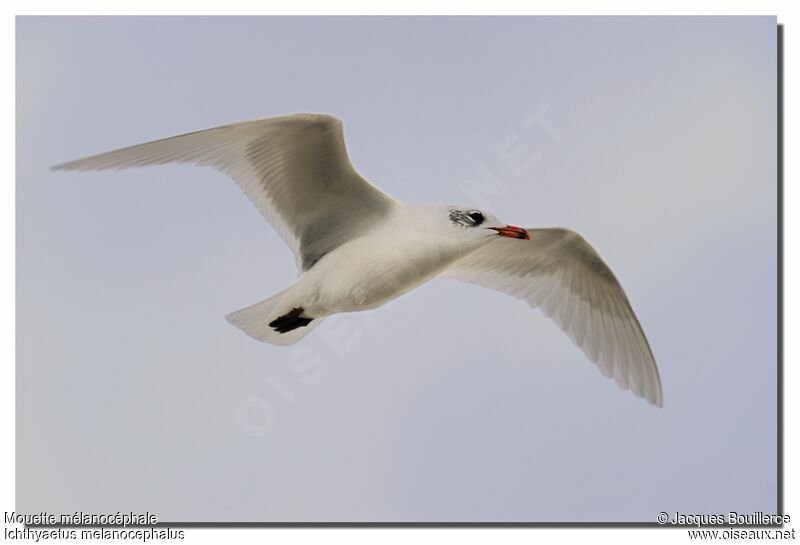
[
  {"x1": 449, "y1": 208, "x2": 485, "y2": 228},
  {"x1": 467, "y1": 211, "x2": 484, "y2": 225}
]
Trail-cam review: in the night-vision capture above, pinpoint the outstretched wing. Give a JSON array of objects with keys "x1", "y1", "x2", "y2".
[
  {"x1": 53, "y1": 114, "x2": 395, "y2": 271},
  {"x1": 440, "y1": 228, "x2": 663, "y2": 407}
]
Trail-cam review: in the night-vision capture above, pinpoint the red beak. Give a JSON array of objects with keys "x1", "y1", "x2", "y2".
[{"x1": 491, "y1": 225, "x2": 530, "y2": 240}]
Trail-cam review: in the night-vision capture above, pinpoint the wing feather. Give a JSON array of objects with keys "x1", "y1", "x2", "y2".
[
  {"x1": 53, "y1": 114, "x2": 395, "y2": 271},
  {"x1": 440, "y1": 227, "x2": 663, "y2": 407}
]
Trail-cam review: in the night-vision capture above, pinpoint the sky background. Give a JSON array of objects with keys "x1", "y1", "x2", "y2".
[{"x1": 16, "y1": 16, "x2": 777, "y2": 522}]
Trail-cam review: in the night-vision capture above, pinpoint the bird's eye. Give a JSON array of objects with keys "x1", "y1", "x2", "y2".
[{"x1": 467, "y1": 211, "x2": 484, "y2": 225}]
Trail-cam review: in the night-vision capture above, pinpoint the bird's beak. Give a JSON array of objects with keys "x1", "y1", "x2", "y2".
[{"x1": 491, "y1": 225, "x2": 530, "y2": 240}]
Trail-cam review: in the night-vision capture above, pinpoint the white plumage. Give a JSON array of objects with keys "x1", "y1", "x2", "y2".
[{"x1": 54, "y1": 113, "x2": 663, "y2": 407}]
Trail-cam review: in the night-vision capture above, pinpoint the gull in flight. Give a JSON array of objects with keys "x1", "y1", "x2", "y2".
[{"x1": 54, "y1": 114, "x2": 663, "y2": 406}]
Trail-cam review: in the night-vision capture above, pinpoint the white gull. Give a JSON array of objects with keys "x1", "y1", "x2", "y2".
[{"x1": 54, "y1": 113, "x2": 663, "y2": 406}]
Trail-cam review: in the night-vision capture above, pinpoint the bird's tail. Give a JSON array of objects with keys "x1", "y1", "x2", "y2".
[{"x1": 225, "y1": 287, "x2": 323, "y2": 346}]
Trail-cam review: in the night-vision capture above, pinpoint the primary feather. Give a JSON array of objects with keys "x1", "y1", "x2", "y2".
[{"x1": 441, "y1": 228, "x2": 662, "y2": 407}]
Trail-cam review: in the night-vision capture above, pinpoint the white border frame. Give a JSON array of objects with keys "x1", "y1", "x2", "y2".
[{"x1": 3, "y1": 3, "x2": 795, "y2": 544}]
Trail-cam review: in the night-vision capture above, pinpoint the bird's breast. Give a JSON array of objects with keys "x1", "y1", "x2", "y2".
[{"x1": 303, "y1": 234, "x2": 466, "y2": 313}]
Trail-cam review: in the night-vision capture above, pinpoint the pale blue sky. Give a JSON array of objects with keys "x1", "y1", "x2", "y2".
[{"x1": 16, "y1": 16, "x2": 777, "y2": 522}]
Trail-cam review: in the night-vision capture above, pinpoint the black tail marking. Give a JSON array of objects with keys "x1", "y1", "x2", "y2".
[{"x1": 269, "y1": 307, "x2": 314, "y2": 334}]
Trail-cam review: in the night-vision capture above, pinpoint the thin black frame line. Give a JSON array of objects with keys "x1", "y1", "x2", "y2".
[
  {"x1": 26, "y1": 521, "x2": 786, "y2": 529},
  {"x1": 776, "y1": 22, "x2": 784, "y2": 520}
]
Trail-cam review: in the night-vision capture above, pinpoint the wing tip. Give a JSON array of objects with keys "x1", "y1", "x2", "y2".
[
  {"x1": 600, "y1": 355, "x2": 663, "y2": 408},
  {"x1": 50, "y1": 161, "x2": 72, "y2": 171},
  {"x1": 284, "y1": 112, "x2": 342, "y2": 131},
  {"x1": 633, "y1": 370, "x2": 664, "y2": 408},
  {"x1": 50, "y1": 158, "x2": 110, "y2": 172},
  {"x1": 649, "y1": 385, "x2": 664, "y2": 408},
  {"x1": 635, "y1": 376, "x2": 663, "y2": 408},
  {"x1": 622, "y1": 381, "x2": 663, "y2": 408}
]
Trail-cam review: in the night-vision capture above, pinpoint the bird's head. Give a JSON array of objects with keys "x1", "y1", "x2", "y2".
[{"x1": 445, "y1": 206, "x2": 530, "y2": 242}]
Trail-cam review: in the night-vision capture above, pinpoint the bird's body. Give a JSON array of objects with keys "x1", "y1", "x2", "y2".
[
  {"x1": 299, "y1": 204, "x2": 489, "y2": 312},
  {"x1": 227, "y1": 202, "x2": 500, "y2": 345},
  {"x1": 54, "y1": 113, "x2": 664, "y2": 406}
]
